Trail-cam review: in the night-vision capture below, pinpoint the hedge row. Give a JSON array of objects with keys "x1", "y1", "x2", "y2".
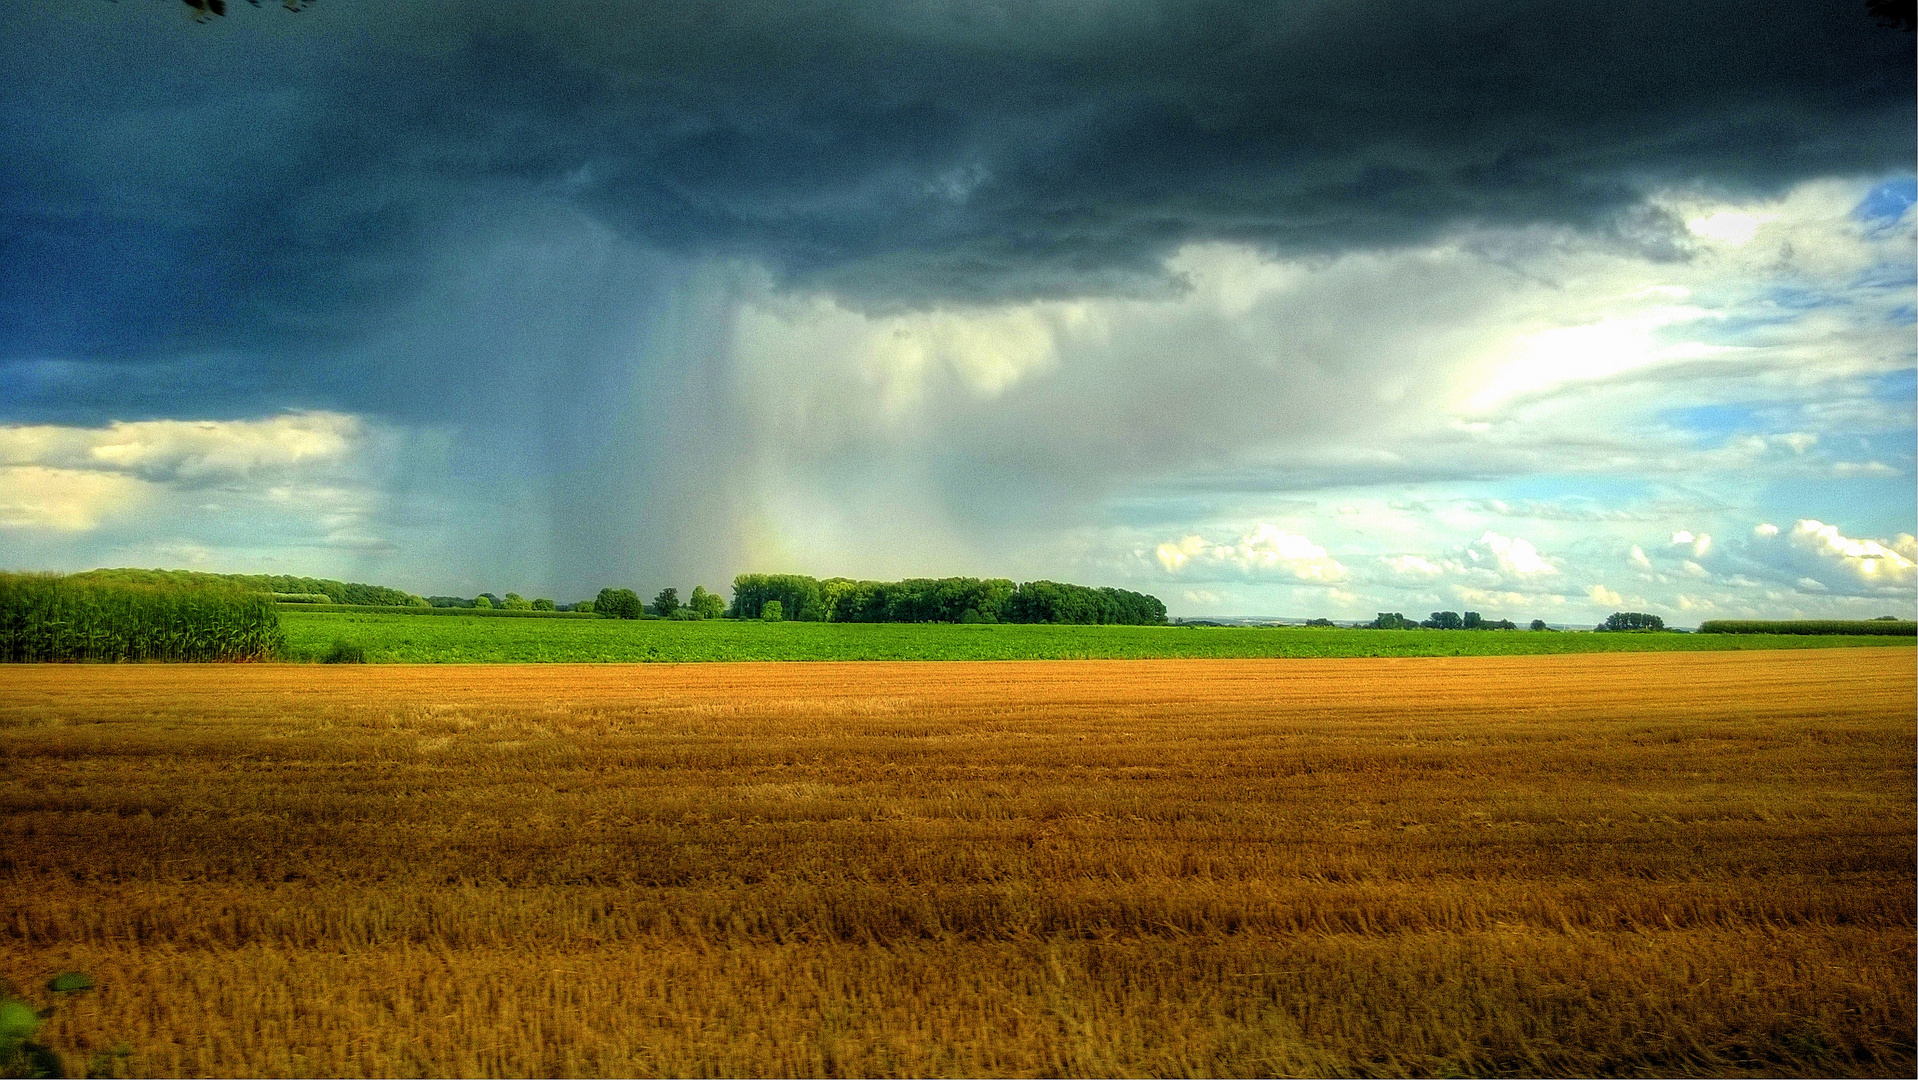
[
  {"x1": 1696, "y1": 619, "x2": 1915, "y2": 636},
  {"x1": 275, "y1": 604, "x2": 597, "y2": 619}
]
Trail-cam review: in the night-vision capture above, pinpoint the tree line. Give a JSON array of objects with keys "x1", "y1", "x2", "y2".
[
  {"x1": 586, "y1": 585, "x2": 727, "y2": 620},
  {"x1": 727, "y1": 575, "x2": 1167, "y2": 625},
  {"x1": 1365, "y1": 610, "x2": 1671, "y2": 632},
  {"x1": 71, "y1": 568, "x2": 420, "y2": 608},
  {"x1": 1368, "y1": 611, "x2": 1540, "y2": 631},
  {"x1": 427, "y1": 593, "x2": 559, "y2": 611}
]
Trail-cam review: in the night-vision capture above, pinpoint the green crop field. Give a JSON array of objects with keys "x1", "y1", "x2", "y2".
[{"x1": 281, "y1": 610, "x2": 1918, "y2": 663}]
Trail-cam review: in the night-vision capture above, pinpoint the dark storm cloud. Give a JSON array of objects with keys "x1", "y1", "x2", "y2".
[{"x1": 0, "y1": 0, "x2": 1911, "y2": 423}]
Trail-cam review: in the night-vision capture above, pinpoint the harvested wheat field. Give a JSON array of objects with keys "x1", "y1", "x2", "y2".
[{"x1": 1, "y1": 649, "x2": 1913, "y2": 1077}]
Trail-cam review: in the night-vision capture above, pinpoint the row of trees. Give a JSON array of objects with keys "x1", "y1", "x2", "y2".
[
  {"x1": 1365, "y1": 611, "x2": 1670, "y2": 632},
  {"x1": 71, "y1": 568, "x2": 420, "y2": 607},
  {"x1": 589, "y1": 586, "x2": 726, "y2": 620},
  {"x1": 1369, "y1": 611, "x2": 1539, "y2": 630},
  {"x1": 728, "y1": 574, "x2": 1167, "y2": 625},
  {"x1": 429, "y1": 593, "x2": 559, "y2": 611}
]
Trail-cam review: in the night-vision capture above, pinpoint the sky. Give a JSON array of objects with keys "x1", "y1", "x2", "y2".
[{"x1": 0, "y1": 0, "x2": 1913, "y2": 623}]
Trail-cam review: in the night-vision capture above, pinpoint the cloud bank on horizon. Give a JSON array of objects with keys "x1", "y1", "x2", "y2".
[{"x1": 0, "y1": 0, "x2": 1912, "y2": 621}]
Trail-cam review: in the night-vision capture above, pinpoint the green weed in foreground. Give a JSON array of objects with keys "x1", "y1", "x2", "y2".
[
  {"x1": 280, "y1": 611, "x2": 1917, "y2": 663},
  {"x1": 0, "y1": 971, "x2": 121, "y2": 1080}
]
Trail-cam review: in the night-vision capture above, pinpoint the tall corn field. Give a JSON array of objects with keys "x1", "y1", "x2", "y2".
[{"x1": 0, "y1": 572, "x2": 284, "y2": 662}]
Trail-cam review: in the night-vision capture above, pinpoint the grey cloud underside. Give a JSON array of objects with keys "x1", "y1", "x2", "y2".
[{"x1": 1, "y1": 0, "x2": 1911, "y2": 395}]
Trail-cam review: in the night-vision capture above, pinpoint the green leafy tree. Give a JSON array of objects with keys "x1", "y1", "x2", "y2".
[
  {"x1": 531, "y1": 598, "x2": 555, "y2": 611},
  {"x1": 594, "y1": 588, "x2": 643, "y2": 620},
  {"x1": 1423, "y1": 610, "x2": 1463, "y2": 630},
  {"x1": 1602, "y1": 611, "x2": 1665, "y2": 631},
  {"x1": 652, "y1": 588, "x2": 681, "y2": 617},
  {"x1": 1530, "y1": 619, "x2": 1550, "y2": 631},
  {"x1": 761, "y1": 599, "x2": 783, "y2": 622},
  {"x1": 472, "y1": 595, "x2": 493, "y2": 609},
  {"x1": 688, "y1": 586, "x2": 725, "y2": 620},
  {"x1": 501, "y1": 593, "x2": 532, "y2": 611}
]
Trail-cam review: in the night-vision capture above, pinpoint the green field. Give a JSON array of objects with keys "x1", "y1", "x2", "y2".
[{"x1": 282, "y1": 610, "x2": 1918, "y2": 663}]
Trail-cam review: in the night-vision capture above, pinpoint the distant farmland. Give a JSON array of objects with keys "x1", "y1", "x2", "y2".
[
  {"x1": 279, "y1": 608, "x2": 1916, "y2": 662},
  {"x1": 2, "y1": 650, "x2": 1911, "y2": 1077}
]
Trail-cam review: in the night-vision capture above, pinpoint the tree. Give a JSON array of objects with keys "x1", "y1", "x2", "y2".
[
  {"x1": 501, "y1": 592, "x2": 531, "y2": 611},
  {"x1": 688, "y1": 586, "x2": 725, "y2": 620},
  {"x1": 1424, "y1": 610, "x2": 1463, "y2": 630},
  {"x1": 761, "y1": 599, "x2": 783, "y2": 622},
  {"x1": 1369, "y1": 612, "x2": 1416, "y2": 630},
  {"x1": 472, "y1": 595, "x2": 492, "y2": 609},
  {"x1": 1462, "y1": 611, "x2": 1482, "y2": 629},
  {"x1": 1530, "y1": 619, "x2": 1549, "y2": 631},
  {"x1": 1602, "y1": 611, "x2": 1665, "y2": 632},
  {"x1": 574, "y1": 600, "x2": 595, "y2": 614},
  {"x1": 594, "y1": 587, "x2": 642, "y2": 620},
  {"x1": 531, "y1": 598, "x2": 556, "y2": 611},
  {"x1": 652, "y1": 588, "x2": 680, "y2": 617}
]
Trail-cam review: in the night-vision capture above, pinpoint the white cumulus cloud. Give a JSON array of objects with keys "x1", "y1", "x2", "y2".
[
  {"x1": 1155, "y1": 534, "x2": 1208, "y2": 572},
  {"x1": 0, "y1": 466, "x2": 146, "y2": 531},
  {"x1": 1786, "y1": 519, "x2": 1916, "y2": 589},
  {"x1": 1381, "y1": 553, "x2": 1443, "y2": 578},
  {"x1": 1156, "y1": 524, "x2": 1344, "y2": 582},
  {"x1": 1476, "y1": 530, "x2": 1556, "y2": 576},
  {"x1": 0, "y1": 412, "x2": 360, "y2": 485}
]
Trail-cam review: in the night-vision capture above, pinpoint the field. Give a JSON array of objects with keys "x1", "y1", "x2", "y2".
[
  {"x1": 282, "y1": 609, "x2": 1914, "y2": 662},
  {"x1": 1, "y1": 650, "x2": 1912, "y2": 1077}
]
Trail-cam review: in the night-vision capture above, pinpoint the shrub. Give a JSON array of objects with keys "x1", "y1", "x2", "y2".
[
  {"x1": 0, "y1": 572, "x2": 285, "y2": 662},
  {"x1": 321, "y1": 638, "x2": 366, "y2": 664},
  {"x1": 669, "y1": 607, "x2": 703, "y2": 620},
  {"x1": 761, "y1": 599, "x2": 784, "y2": 622}
]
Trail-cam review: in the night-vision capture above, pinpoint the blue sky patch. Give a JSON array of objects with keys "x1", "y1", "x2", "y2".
[{"x1": 1854, "y1": 176, "x2": 1917, "y2": 223}]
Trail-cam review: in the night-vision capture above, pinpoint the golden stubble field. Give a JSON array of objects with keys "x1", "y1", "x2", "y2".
[{"x1": 1, "y1": 649, "x2": 1912, "y2": 1078}]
